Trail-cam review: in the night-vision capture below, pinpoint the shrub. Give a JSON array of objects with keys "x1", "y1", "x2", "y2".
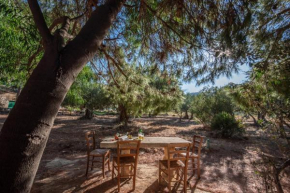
[{"x1": 211, "y1": 112, "x2": 244, "y2": 138}]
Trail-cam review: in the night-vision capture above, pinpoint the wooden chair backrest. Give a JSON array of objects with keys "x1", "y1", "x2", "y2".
[
  {"x1": 192, "y1": 135, "x2": 204, "y2": 156},
  {"x1": 167, "y1": 143, "x2": 190, "y2": 167},
  {"x1": 117, "y1": 140, "x2": 141, "y2": 162},
  {"x1": 85, "y1": 131, "x2": 96, "y2": 153}
]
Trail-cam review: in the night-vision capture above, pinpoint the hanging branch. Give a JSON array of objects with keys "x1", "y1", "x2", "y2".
[
  {"x1": 143, "y1": 1, "x2": 199, "y2": 49},
  {"x1": 100, "y1": 48, "x2": 128, "y2": 77},
  {"x1": 90, "y1": 61, "x2": 105, "y2": 76},
  {"x1": 260, "y1": 8, "x2": 290, "y2": 29},
  {"x1": 27, "y1": 46, "x2": 43, "y2": 68},
  {"x1": 49, "y1": 11, "x2": 86, "y2": 32},
  {"x1": 99, "y1": 47, "x2": 144, "y2": 87},
  {"x1": 107, "y1": 60, "x2": 124, "y2": 93}
]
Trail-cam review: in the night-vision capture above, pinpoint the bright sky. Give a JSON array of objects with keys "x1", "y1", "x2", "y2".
[{"x1": 182, "y1": 64, "x2": 250, "y2": 93}]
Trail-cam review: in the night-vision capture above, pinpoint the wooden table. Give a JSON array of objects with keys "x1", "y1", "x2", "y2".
[
  {"x1": 100, "y1": 137, "x2": 191, "y2": 159},
  {"x1": 101, "y1": 137, "x2": 191, "y2": 179},
  {"x1": 101, "y1": 137, "x2": 191, "y2": 180}
]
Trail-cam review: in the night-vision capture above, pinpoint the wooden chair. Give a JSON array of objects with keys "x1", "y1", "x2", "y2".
[
  {"x1": 180, "y1": 135, "x2": 204, "y2": 179},
  {"x1": 112, "y1": 140, "x2": 141, "y2": 192},
  {"x1": 85, "y1": 131, "x2": 111, "y2": 178},
  {"x1": 159, "y1": 143, "x2": 190, "y2": 193}
]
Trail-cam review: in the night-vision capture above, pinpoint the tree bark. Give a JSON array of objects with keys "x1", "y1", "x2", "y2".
[
  {"x1": 119, "y1": 104, "x2": 129, "y2": 127},
  {"x1": 189, "y1": 112, "x2": 193, "y2": 120},
  {"x1": 248, "y1": 113, "x2": 259, "y2": 126},
  {"x1": 183, "y1": 110, "x2": 189, "y2": 119},
  {"x1": 0, "y1": 0, "x2": 124, "y2": 192},
  {"x1": 82, "y1": 108, "x2": 94, "y2": 119},
  {"x1": 273, "y1": 159, "x2": 290, "y2": 193}
]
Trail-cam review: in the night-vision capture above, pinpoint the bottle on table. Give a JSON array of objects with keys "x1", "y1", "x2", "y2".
[{"x1": 138, "y1": 129, "x2": 144, "y2": 140}]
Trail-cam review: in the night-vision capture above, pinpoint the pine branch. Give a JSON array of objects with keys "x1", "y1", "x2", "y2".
[
  {"x1": 260, "y1": 8, "x2": 290, "y2": 29},
  {"x1": 107, "y1": 60, "x2": 124, "y2": 94},
  {"x1": 143, "y1": 1, "x2": 200, "y2": 49},
  {"x1": 100, "y1": 48, "x2": 141, "y2": 86}
]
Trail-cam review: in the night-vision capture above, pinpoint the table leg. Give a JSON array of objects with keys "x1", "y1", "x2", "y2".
[
  {"x1": 163, "y1": 147, "x2": 175, "y2": 159},
  {"x1": 163, "y1": 147, "x2": 177, "y2": 182}
]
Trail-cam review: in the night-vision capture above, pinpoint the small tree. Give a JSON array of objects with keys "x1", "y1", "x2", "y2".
[
  {"x1": 190, "y1": 87, "x2": 235, "y2": 126},
  {"x1": 180, "y1": 93, "x2": 194, "y2": 119},
  {"x1": 106, "y1": 63, "x2": 183, "y2": 126},
  {"x1": 63, "y1": 66, "x2": 111, "y2": 119}
]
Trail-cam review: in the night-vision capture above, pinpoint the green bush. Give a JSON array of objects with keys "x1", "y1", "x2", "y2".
[
  {"x1": 211, "y1": 112, "x2": 244, "y2": 138},
  {"x1": 190, "y1": 87, "x2": 235, "y2": 126}
]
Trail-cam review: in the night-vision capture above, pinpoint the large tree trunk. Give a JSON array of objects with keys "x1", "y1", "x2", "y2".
[
  {"x1": 81, "y1": 108, "x2": 94, "y2": 119},
  {"x1": 183, "y1": 110, "x2": 189, "y2": 119},
  {"x1": 119, "y1": 104, "x2": 129, "y2": 127},
  {"x1": 0, "y1": 0, "x2": 124, "y2": 192},
  {"x1": 189, "y1": 111, "x2": 193, "y2": 120}
]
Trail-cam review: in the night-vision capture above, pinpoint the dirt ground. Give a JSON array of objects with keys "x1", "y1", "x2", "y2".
[{"x1": 0, "y1": 114, "x2": 289, "y2": 193}]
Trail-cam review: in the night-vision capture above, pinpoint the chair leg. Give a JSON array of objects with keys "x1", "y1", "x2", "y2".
[
  {"x1": 158, "y1": 162, "x2": 161, "y2": 184},
  {"x1": 108, "y1": 153, "x2": 111, "y2": 171},
  {"x1": 168, "y1": 169, "x2": 171, "y2": 193},
  {"x1": 184, "y1": 168, "x2": 187, "y2": 193},
  {"x1": 197, "y1": 158, "x2": 200, "y2": 179},
  {"x1": 86, "y1": 155, "x2": 90, "y2": 176},
  {"x1": 112, "y1": 160, "x2": 114, "y2": 179},
  {"x1": 132, "y1": 163, "x2": 137, "y2": 191},
  {"x1": 102, "y1": 156, "x2": 105, "y2": 178},
  {"x1": 192, "y1": 158, "x2": 195, "y2": 177},
  {"x1": 117, "y1": 166, "x2": 120, "y2": 192}
]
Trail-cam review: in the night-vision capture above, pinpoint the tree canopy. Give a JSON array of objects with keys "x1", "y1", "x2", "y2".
[{"x1": 0, "y1": 0, "x2": 290, "y2": 192}]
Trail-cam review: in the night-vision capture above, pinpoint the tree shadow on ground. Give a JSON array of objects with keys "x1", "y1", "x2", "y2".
[
  {"x1": 54, "y1": 115, "x2": 116, "y2": 127},
  {"x1": 190, "y1": 136, "x2": 263, "y2": 192},
  {"x1": 143, "y1": 179, "x2": 160, "y2": 192},
  {"x1": 77, "y1": 178, "x2": 131, "y2": 193},
  {"x1": 176, "y1": 127, "x2": 208, "y2": 137},
  {"x1": 134, "y1": 116, "x2": 200, "y2": 128}
]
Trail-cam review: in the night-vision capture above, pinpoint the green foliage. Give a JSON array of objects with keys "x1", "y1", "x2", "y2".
[
  {"x1": 63, "y1": 66, "x2": 111, "y2": 110},
  {"x1": 180, "y1": 93, "x2": 193, "y2": 117},
  {"x1": 105, "y1": 62, "x2": 183, "y2": 122},
  {"x1": 190, "y1": 87, "x2": 235, "y2": 125},
  {"x1": 0, "y1": 1, "x2": 40, "y2": 87},
  {"x1": 211, "y1": 112, "x2": 244, "y2": 138}
]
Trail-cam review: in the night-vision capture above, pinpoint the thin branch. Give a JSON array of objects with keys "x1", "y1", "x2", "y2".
[
  {"x1": 143, "y1": 1, "x2": 195, "y2": 48},
  {"x1": 104, "y1": 37, "x2": 120, "y2": 41},
  {"x1": 27, "y1": 0, "x2": 52, "y2": 45},
  {"x1": 104, "y1": 32, "x2": 123, "y2": 41},
  {"x1": 90, "y1": 61, "x2": 103, "y2": 75},
  {"x1": 71, "y1": 11, "x2": 87, "y2": 21},
  {"x1": 107, "y1": 60, "x2": 124, "y2": 93},
  {"x1": 100, "y1": 48, "x2": 142, "y2": 86},
  {"x1": 100, "y1": 48, "x2": 128, "y2": 78},
  {"x1": 49, "y1": 12, "x2": 86, "y2": 32},
  {"x1": 27, "y1": 46, "x2": 43, "y2": 67},
  {"x1": 49, "y1": 16, "x2": 69, "y2": 32},
  {"x1": 276, "y1": 23, "x2": 290, "y2": 37},
  {"x1": 277, "y1": 159, "x2": 290, "y2": 174},
  {"x1": 260, "y1": 8, "x2": 290, "y2": 29},
  {"x1": 124, "y1": 3, "x2": 136, "y2": 8}
]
